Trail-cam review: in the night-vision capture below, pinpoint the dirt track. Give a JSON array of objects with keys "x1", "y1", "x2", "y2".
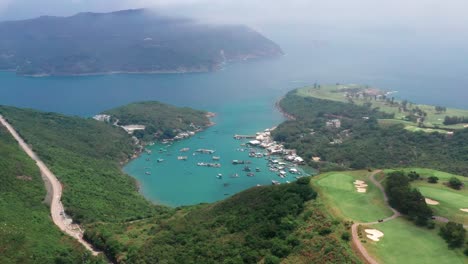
[{"x1": 0, "y1": 115, "x2": 99, "y2": 255}]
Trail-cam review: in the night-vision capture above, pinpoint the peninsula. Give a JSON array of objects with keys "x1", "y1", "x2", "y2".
[{"x1": 0, "y1": 9, "x2": 283, "y2": 76}]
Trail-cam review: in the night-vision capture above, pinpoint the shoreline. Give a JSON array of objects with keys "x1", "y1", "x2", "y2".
[
  {"x1": 275, "y1": 97, "x2": 296, "y2": 121},
  {"x1": 123, "y1": 112, "x2": 217, "y2": 194}
]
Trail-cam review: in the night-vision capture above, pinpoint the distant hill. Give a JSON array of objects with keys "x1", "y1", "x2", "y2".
[{"x1": 0, "y1": 9, "x2": 283, "y2": 76}]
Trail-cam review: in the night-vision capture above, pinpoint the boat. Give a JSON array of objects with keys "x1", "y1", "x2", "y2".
[
  {"x1": 177, "y1": 156, "x2": 188, "y2": 160},
  {"x1": 196, "y1": 149, "x2": 215, "y2": 154},
  {"x1": 272, "y1": 180, "x2": 280, "y2": 185},
  {"x1": 180, "y1": 148, "x2": 190, "y2": 152},
  {"x1": 243, "y1": 166, "x2": 251, "y2": 172},
  {"x1": 212, "y1": 156, "x2": 220, "y2": 160},
  {"x1": 230, "y1": 173, "x2": 240, "y2": 178},
  {"x1": 217, "y1": 173, "x2": 223, "y2": 177},
  {"x1": 255, "y1": 168, "x2": 261, "y2": 172},
  {"x1": 157, "y1": 158, "x2": 164, "y2": 163},
  {"x1": 232, "y1": 160, "x2": 245, "y2": 165},
  {"x1": 247, "y1": 172, "x2": 255, "y2": 177},
  {"x1": 216, "y1": 174, "x2": 223, "y2": 179},
  {"x1": 145, "y1": 172, "x2": 151, "y2": 175}
]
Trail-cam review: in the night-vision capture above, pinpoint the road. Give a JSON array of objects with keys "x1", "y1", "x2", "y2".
[
  {"x1": 351, "y1": 170, "x2": 401, "y2": 264},
  {"x1": 0, "y1": 115, "x2": 100, "y2": 256}
]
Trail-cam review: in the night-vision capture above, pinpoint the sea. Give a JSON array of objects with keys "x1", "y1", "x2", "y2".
[{"x1": 1, "y1": 25, "x2": 467, "y2": 206}]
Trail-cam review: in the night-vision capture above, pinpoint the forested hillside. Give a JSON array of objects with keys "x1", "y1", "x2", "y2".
[
  {"x1": 86, "y1": 178, "x2": 360, "y2": 264},
  {"x1": 103, "y1": 101, "x2": 210, "y2": 141},
  {"x1": 273, "y1": 89, "x2": 468, "y2": 175},
  {"x1": 0, "y1": 106, "x2": 158, "y2": 224},
  {"x1": 0, "y1": 124, "x2": 103, "y2": 263},
  {"x1": 0, "y1": 9, "x2": 283, "y2": 76}
]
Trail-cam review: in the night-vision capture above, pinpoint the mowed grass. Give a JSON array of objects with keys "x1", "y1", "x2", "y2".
[
  {"x1": 385, "y1": 168, "x2": 468, "y2": 224},
  {"x1": 364, "y1": 218, "x2": 466, "y2": 264},
  {"x1": 312, "y1": 171, "x2": 392, "y2": 222},
  {"x1": 296, "y1": 84, "x2": 468, "y2": 130}
]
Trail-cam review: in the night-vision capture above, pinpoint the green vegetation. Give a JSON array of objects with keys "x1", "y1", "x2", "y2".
[
  {"x1": 86, "y1": 179, "x2": 360, "y2": 263},
  {"x1": 0, "y1": 9, "x2": 282, "y2": 76},
  {"x1": 0, "y1": 105, "x2": 361, "y2": 263},
  {"x1": 311, "y1": 171, "x2": 392, "y2": 222},
  {"x1": 103, "y1": 101, "x2": 210, "y2": 141},
  {"x1": 273, "y1": 88, "x2": 468, "y2": 175},
  {"x1": 296, "y1": 84, "x2": 468, "y2": 130},
  {"x1": 449, "y1": 177, "x2": 464, "y2": 190},
  {"x1": 0, "y1": 106, "x2": 158, "y2": 224},
  {"x1": 0, "y1": 125, "x2": 103, "y2": 263},
  {"x1": 440, "y1": 222, "x2": 466, "y2": 248},
  {"x1": 385, "y1": 171, "x2": 432, "y2": 226},
  {"x1": 384, "y1": 168, "x2": 468, "y2": 225},
  {"x1": 365, "y1": 218, "x2": 466, "y2": 264}
]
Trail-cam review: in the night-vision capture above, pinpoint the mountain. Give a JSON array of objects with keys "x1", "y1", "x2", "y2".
[{"x1": 0, "y1": 9, "x2": 283, "y2": 76}]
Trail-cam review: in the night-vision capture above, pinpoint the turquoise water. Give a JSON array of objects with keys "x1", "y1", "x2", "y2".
[{"x1": 1, "y1": 26, "x2": 468, "y2": 206}]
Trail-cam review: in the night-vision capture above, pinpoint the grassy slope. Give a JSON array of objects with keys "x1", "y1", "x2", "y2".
[
  {"x1": 311, "y1": 171, "x2": 392, "y2": 223},
  {"x1": 0, "y1": 125, "x2": 102, "y2": 264},
  {"x1": 385, "y1": 168, "x2": 468, "y2": 225},
  {"x1": 0, "y1": 106, "x2": 157, "y2": 224},
  {"x1": 297, "y1": 84, "x2": 468, "y2": 130},
  {"x1": 313, "y1": 169, "x2": 467, "y2": 264},
  {"x1": 364, "y1": 218, "x2": 466, "y2": 264}
]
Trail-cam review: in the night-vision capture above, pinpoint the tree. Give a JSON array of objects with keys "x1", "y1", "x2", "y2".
[
  {"x1": 439, "y1": 222, "x2": 466, "y2": 248},
  {"x1": 408, "y1": 171, "x2": 420, "y2": 181},
  {"x1": 448, "y1": 177, "x2": 463, "y2": 190},
  {"x1": 427, "y1": 176, "x2": 439, "y2": 184}
]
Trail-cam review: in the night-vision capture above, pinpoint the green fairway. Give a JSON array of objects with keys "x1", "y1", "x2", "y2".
[
  {"x1": 364, "y1": 218, "x2": 466, "y2": 264},
  {"x1": 384, "y1": 168, "x2": 468, "y2": 224},
  {"x1": 419, "y1": 186, "x2": 468, "y2": 225},
  {"x1": 312, "y1": 171, "x2": 392, "y2": 222},
  {"x1": 296, "y1": 84, "x2": 468, "y2": 131}
]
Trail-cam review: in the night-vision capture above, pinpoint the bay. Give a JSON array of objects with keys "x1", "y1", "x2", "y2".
[{"x1": 1, "y1": 25, "x2": 467, "y2": 206}]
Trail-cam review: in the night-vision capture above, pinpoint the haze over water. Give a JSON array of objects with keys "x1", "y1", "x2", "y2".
[{"x1": 1, "y1": 25, "x2": 467, "y2": 205}]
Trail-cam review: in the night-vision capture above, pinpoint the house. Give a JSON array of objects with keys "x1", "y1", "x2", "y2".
[{"x1": 326, "y1": 119, "x2": 341, "y2": 128}]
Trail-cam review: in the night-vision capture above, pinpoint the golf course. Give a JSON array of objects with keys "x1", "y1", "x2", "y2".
[
  {"x1": 296, "y1": 84, "x2": 468, "y2": 131},
  {"x1": 312, "y1": 169, "x2": 467, "y2": 264},
  {"x1": 385, "y1": 168, "x2": 468, "y2": 225}
]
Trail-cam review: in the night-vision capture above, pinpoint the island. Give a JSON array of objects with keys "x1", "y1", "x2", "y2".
[{"x1": 0, "y1": 9, "x2": 283, "y2": 76}]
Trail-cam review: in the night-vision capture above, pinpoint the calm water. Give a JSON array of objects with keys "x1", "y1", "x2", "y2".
[{"x1": 1, "y1": 25, "x2": 467, "y2": 206}]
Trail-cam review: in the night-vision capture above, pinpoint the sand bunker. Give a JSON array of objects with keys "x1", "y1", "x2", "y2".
[
  {"x1": 365, "y1": 229, "x2": 384, "y2": 242},
  {"x1": 425, "y1": 198, "x2": 439, "y2": 205},
  {"x1": 460, "y1": 208, "x2": 468, "y2": 213},
  {"x1": 354, "y1": 180, "x2": 368, "y2": 193}
]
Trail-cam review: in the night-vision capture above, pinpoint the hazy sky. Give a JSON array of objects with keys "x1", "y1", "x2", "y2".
[{"x1": 1, "y1": 0, "x2": 468, "y2": 32}]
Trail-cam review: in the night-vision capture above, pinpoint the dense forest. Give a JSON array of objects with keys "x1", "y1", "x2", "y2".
[
  {"x1": 0, "y1": 9, "x2": 283, "y2": 76},
  {"x1": 103, "y1": 101, "x2": 210, "y2": 141},
  {"x1": 86, "y1": 178, "x2": 360, "y2": 264},
  {"x1": 273, "y1": 90, "x2": 468, "y2": 175},
  {"x1": 0, "y1": 125, "x2": 103, "y2": 263},
  {"x1": 0, "y1": 106, "x2": 158, "y2": 224}
]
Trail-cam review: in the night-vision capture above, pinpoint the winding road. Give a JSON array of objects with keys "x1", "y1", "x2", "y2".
[
  {"x1": 351, "y1": 170, "x2": 400, "y2": 264},
  {"x1": 0, "y1": 115, "x2": 100, "y2": 256}
]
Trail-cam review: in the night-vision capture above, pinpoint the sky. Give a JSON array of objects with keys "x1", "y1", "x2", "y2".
[{"x1": 1, "y1": 0, "x2": 468, "y2": 33}]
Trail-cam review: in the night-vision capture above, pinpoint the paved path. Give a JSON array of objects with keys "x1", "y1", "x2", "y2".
[
  {"x1": 351, "y1": 170, "x2": 400, "y2": 264},
  {"x1": 0, "y1": 115, "x2": 100, "y2": 255}
]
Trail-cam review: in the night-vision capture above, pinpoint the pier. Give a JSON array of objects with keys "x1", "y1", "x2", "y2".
[{"x1": 233, "y1": 134, "x2": 256, "y2": 140}]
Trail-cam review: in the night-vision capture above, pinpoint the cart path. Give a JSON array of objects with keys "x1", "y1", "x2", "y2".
[
  {"x1": 0, "y1": 115, "x2": 100, "y2": 256},
  {"x1": 351, "y1": 170, "x2": 400, "y2": 264}
]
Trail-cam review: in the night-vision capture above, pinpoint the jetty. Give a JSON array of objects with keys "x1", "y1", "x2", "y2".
[{"x1": 233, "y1": 134, "x2": 256, "y2": 140}]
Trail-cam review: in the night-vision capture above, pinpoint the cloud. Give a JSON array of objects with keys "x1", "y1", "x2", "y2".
[{"x1": 3, "y1": 0, "x2": 468, "y2": 32}]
